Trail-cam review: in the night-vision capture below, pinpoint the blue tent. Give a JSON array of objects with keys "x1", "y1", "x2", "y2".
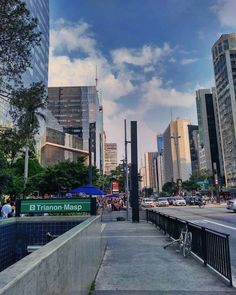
[{"x1": 70, "y1": 185, "x2": 105, "y2": 195}]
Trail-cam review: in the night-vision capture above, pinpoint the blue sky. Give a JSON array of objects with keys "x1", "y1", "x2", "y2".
[{"x1": 48, "y1": 0, "x2": 236, "y2": 161}]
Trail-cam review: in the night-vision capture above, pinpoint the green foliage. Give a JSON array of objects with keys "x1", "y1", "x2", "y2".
[
  {"x1": 25, "y1": 158, "x2": 99, "y2": 196},
  {"x1": 190, "y1": 169, "x2": 212, "y2": 181},
  {"x1": 10, "y1": 82, "x2": 47, "y2": 140},
  {"x1": 162, "y1": 182, "x2": 177, "y2": 194},
  {"x1": 0, "y1": 127, "x2": 25, "y2": 164},
  {"x1": 182, "y1": 180, "x2": 200, "y2": 192},
  {"x1": 0, "y1": 0, "x2": 40, "y2": 89}
]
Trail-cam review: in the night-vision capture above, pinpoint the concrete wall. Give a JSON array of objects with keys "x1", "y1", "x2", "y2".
[{"x1": 0, "y1": 216, "x2": 106, "y2": 295}]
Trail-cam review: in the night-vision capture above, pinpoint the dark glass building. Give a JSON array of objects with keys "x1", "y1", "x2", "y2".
[
  {"x1": 196, "y1": 89, "x2": 220, "y2": 176},
  {"x1": 188, "y1": 125, "x2": 199, "y2": 175},
  {"x1": 23, "y1": 0, "x2": 49, "y2": 87},
  {"x1": 48, "y1": 86, "x2": 103, "y2": 170}
]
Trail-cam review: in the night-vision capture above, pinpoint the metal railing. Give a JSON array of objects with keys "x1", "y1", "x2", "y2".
[{"x1": 146, "y1": 210, "x2": 232, "y2": 286}]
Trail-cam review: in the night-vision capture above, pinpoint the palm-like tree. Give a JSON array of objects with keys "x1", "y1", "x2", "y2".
[{"x1": 10, "y1": 81, "x2": 47, "y2": 184}]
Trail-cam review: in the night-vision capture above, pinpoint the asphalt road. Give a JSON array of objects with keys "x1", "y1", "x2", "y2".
[{"x1": 152, "y1": 204, "x2": 236, "y2": 282}]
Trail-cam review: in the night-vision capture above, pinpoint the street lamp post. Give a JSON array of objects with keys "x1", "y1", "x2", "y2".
[{"x1": 170, "y1": 135, "x2": 181, "y2": 192}]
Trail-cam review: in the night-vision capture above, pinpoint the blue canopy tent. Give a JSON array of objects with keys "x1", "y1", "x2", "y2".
[{"x1": 70, "y1": 185, "x2": 106, "y2": 196}]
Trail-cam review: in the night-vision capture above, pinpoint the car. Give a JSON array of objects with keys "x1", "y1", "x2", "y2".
[
  {"x1": 167, "y1": 197, "x2": 175, "y2": 205},
  {"x1": 173, "y1": 197, "x2": 186, "y2": 206},
  {"x1": 156, "y1": 197, "x2": 169, "y2": 207},
  {"x1": 227, "y1": 199, "x2": 236, "y2": 212},
  {"x1": 194, "y1": 196, "x2": 206, "y2": 206},
  {"x1": 141, "y1": 198, "x2": 156, "y2": 208}
]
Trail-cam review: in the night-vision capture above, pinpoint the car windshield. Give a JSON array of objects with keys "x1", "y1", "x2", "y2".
[
  {"x1": 159, "y1": 198, "x2": 167, "y2": 201},
  {"x1": 176, "y1": 197, "x2": 184, "y2": 200}
]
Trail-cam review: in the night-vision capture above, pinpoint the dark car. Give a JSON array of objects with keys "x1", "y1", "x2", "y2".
[
  {"x1": 167, "y1": 197, "x2": 175, "y2": 205},
  {"x1": 194, "y1": 196, "x2": 206, "y2": 206}
]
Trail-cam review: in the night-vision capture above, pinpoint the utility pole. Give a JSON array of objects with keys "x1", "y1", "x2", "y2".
[
  {"x1": 170, "y1": 135, "x2": 181, "y2": 193},
  {"x1": 213, "y1": 162, "x2": 220, "y2": 203},
  {"x1": 88, "y1": 124, "x2": 93, "y2": 185}
]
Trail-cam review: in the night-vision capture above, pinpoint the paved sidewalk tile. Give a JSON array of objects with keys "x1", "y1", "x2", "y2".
[{"x1": 94, "y1": 221, "x2": 235, "y2": 294}]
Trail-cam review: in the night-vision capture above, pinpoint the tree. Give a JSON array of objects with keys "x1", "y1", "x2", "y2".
[
  {"x1": 182, "y1": 180, "x2": 200, "y2": 192},
  {"x1": 0, "y1": 127, "x2": 25, "y2": 164},
  {"x1": 25, "y1": 158, "x2": 99, "y2": 196},
  {"x1": 0, "y1": 0, "x2": 40, "y2": 92},
  {"x1": 10, "y1": 82, "x2": 47, "y2": 183},
  {"x1": 162, "y1": 182, "x2": 177, "y2": 194}
]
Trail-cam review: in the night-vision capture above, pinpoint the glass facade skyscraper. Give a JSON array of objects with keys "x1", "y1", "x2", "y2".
[
  {"x1": 48, "y1": 86, "x2": 103, "y2": 171},
  {"x1": 23, "y1": 0, "x2": 49, "y2": 87},
  {"x1": 0, "y1": 0, "x2": 49, "y2": 126},
  {"x1": 212, "y1": 34, "x2": 236, "y2": 187}
]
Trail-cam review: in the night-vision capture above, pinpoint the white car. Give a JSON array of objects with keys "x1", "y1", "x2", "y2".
[
  {"x1": 156, "y1": 198, "x2": 169, "y2": 207},
  {"x1": 141, "y1": 198, "x2": 156, "y2": 208},
  {"x1": 227, "y1": 199, "x2": 236, "y2": 212},
  {"x1": 173, "y1": 197, "x2": 186, "y2": 206}
]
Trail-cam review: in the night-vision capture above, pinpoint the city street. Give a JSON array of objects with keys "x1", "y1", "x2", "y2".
[{"x1": 153, "y1": 205, "x2": 236, "y2": 282}]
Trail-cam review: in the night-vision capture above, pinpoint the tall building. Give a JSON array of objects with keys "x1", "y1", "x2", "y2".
[
  {"x1": 196, "y1": 89, "x2": 220, "y2": 175},
  {"x1": 23, "y1": 0, "x2": 49, "y2": 87},
  {"x1": 157, "y1": 134, "x2": 164, "y2": 153},
  {"x1": 212, "y1": 34, "x2": 236, "y2": 187},
  {"x1": 48, "y1": 86, "x2": 103, "y2": 170},
  {"x1": 157, "y1": 153, "x2": 164, "y2": 192},
  {"x1": 144, "y1": 152, "x2": 158, "y2": 191},
  {"x1": 163, "y1": 118, "x2": 192, "y2": 183},
  {"x1": 104, "y1": 143, "x2": 117, "y2": 175},
  {"x1": 188, "y1": 125, "x2": 199, "y2": 175},
  {"x1": 156, "y1": 134, "x2": 164, "y2": 192},
  {"x1": 139, "y1": 166, "x2": 147, "y2": 190},
  {"x1": 0, "y1": 0, "x2": 49, "y2": 125}
]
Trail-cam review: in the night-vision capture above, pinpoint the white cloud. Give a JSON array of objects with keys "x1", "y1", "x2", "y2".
[
  {"x1": 180, "y1": 58, "x2": 199, "y2": 65},
  {"x1": 140, "y1": 77, "x2": 195, "y2": 109},
  {"x1": 49, "y1": 19, "x2": 195, "y2": 163},
  {"x1": 111, "y1": 43, "x2": 172, "y2": 67},
  {"x1": 211, "y1": 0, "x2": 236, "y2": 27},
  {"x1": 50, "y1": 20, "x2": 97, "y2": 55}
]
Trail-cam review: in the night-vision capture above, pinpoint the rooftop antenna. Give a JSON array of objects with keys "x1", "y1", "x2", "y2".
[
  {"x1": 95, "y1": 65, "x2": 98, "y2": 91},
  {"x1": 170, "y1": 107, "x2": 173, "y2": 121}
]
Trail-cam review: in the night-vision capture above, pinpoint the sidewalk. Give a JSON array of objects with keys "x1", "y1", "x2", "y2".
[{"x1": 93, "y1": 221, "x2": 235, "y2": 294}]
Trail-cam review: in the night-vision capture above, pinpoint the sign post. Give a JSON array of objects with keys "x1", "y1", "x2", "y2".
[{"x1": 16, "y1": 198, "x2": 97, "y2": 216}]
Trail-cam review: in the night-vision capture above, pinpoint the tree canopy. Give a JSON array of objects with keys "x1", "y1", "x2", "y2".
[
  {"x1": 0, "y1": 0, "x2": 40, "y2": 91},
  {"x1": 10, "y1": 82, "x2": 47, "y2": 140}
]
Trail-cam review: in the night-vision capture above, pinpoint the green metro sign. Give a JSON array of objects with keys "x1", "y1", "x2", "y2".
[{"x1": 16, "y1": 198, "x2": 96, "y2": 216}]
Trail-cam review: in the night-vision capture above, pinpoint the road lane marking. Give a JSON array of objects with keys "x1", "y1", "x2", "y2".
[
  {"x1": 201, "y1": 220, "x2": 236, "y2": 231},
  {"x1": 103, "y1": 235, "x2": 166, "y2": 238}
]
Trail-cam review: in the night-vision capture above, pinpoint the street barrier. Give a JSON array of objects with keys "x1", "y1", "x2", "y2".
[{"x1": 146, "y1": 210, "x2": 232, "y2": 286}]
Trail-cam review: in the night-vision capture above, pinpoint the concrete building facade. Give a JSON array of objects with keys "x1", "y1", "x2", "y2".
[
  {"x1": 104, "y1": 143, "x2": 118, "y2": 175},
  {"x1": 163, "y1": 118, "x2": 192, "y2": 183},
  {"x1": 144, "y1": 152, "x2": 158, "y2": 191},
  {"x1": 212, "y1": 34, "x2": 236, "y2": 187}
]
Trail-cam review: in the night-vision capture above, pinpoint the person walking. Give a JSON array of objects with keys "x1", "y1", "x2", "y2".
[{"x1": 1, "y1": 199, "x2": 13, "y2": 218}]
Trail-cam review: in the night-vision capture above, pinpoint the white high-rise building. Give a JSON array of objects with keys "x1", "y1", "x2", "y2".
[
  {"x1": 104, "y1": 143, "x2": 117, "y2": 175},
  {"x1": 212, "y1": 34, "x2": 236, "y2": 187},
  {"x1": 163, "y1": 118, "x2": 192, "y2": 183}
]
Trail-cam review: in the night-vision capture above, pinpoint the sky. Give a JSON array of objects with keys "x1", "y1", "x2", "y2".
[{"x1": 48, "y1": 0, "x2": 236, "y2": 162}]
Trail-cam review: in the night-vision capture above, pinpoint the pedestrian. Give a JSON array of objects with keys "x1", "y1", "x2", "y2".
[{"x1": 1, "y1": 199, "x2": 13, "y2": 219}]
